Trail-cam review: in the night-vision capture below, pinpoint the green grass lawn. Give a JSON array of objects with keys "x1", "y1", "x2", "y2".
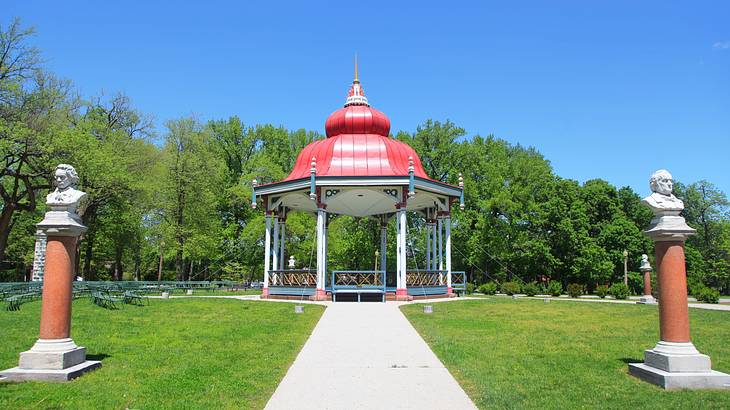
[
  {"x1": 402, "y1": 298, "x2": 730, "y2": 409},
  {"x1": 1, "y1": 298, "x2": 323, "y2": 409},
  {"x1": 166, "y1": 289, "x2": 263, "y2": 296}
]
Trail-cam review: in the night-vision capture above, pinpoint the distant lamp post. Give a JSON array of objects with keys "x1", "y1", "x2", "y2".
[
  {"x1": 374, "y1": 250, "x2": 380, "y2": 271},
  {"x1": 288, "y1": 256, "x2": 295, "y2": 269},
  {"x1": 623, "y1": 250, "x2": 629, "y2": 286}
]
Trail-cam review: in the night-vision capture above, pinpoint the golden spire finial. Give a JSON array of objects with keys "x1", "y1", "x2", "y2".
[{"x1": 354, "y1": 53, "x2": 359, "y2": 83}]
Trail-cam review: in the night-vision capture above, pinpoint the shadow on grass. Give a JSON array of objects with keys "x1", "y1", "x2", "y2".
[
  {"x1": 619, "y1": 357, "x2": 642, "y2": 364},
  {"x1": 87, "y1": 353, "x2": 111, "y2": 361}
]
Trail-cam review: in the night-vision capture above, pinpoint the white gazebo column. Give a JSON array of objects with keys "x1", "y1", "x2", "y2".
[
  {"x1": 437, "y1": 215, "x2": 444, "y2": 271},
  {"x1": 380, "y1": 219, "x2": 387, "y2": 274},
  {"x1": 279, "y1": 216, "x2": 286, "y2": 269},
  {"x1": 445, "y1": 212, "x2": 453, "y2": 295},
  {"x1": 426, "y1": 218, "x2": 431, "y2": 272},
  {"x1": 431, "y1": 215, "x2": 438, "y2": 271},
  {"x1": 263, "y1": 211, "x2": 272, "y2": 297},
  {"x1": 396, "y1": 206, "x2": 408, "y2": 300},
  {"x1": 315, "y1": 206, "x2": 327, "y2": 300},
  {"x1": 272, "y1": 214, "x2": 280, "y2": 272},
  {"x1": 324, "y1": 215, "x2": 329, "y2": 282}
]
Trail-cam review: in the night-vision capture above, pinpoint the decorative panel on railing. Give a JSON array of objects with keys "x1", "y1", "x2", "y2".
[
  {"x1": 332, "y1": 271, "x2": 384, "y2": 287},
  {"x1": 269, "y1": 269, "x2": 317, "y2": 287},
  {"x1": 406, "y1": 270, "x2": 447, "y2": 287},
  {"x1": 451, "y1": 271, "x2": 466, "y2": 286}
]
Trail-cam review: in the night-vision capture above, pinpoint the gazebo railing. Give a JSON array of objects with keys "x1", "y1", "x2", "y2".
[
  {"x1": 406, "y1": 270, "x2": 448, "y2": 287},
  {"x1": 331, "y1": 270, "x2": 386, "y2": 289},
  {"x1": 451, "y1": 271, "x2": 466, "y2": 294},
  {"x1": 269, "y1": 269, "x2": 317, "y2": 287}
]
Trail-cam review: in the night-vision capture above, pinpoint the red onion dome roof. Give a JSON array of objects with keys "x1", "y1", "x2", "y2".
[{"x1": 284, "y1": 74, "x2": 431, "y2": 181}]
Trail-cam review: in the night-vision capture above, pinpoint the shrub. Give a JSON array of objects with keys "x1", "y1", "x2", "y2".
[
  {"x1": 566, "y1": 283, "x2": 583, "y2": 298},
  {"x1": 501, "y1": 281, "x2": 521, "y2": 295},
  {"x1": 608, "y1": 283, "x2": 630, "y2": 300},
  {"x1": 595, "y1": 284, "x2": 609, "y2": 298},
  {"x1": 547, "y1": 280, "x2": 562, "y2": 297},
  {"x1": 478, "y1": 282, "x2": 497, "y2": 295},
  {"x1": 466, "y1": 282, "x2": 475, "y2": 295},
  {"x1": 627, "y1": 271, "x2": 643, "y2": 295},
  {"x1": 695, "y1": 287, "x2": 720, "y2": 304},
  {"x1": 522, "y1": 282, "x2": 539, "y2": 297}
]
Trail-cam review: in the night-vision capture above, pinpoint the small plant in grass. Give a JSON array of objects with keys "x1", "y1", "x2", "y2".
[
  {"x1": 595, "y1": 284, "x2": 609, "y2": 298},
  {"x1": 466, "y1": 282, "x2": 475, "y2": 294},
  {"x1": 695, "y1": 287, "x2": 720, "y2": 304},
  {"x1": 566, "y1": 283, "x2": 583, "y2": 298},
  {"x1": 501, "y1": 281, "x2": 521, "y2": 295},
  {"x1": 608, "y1": 283, "x2": 629, "y2": 300},
  {"x1": 522, "y1": 282, "x2": 539, "y2": 296},
  {"x1": 478, "y1": 282, "x2": 497, "y2": 295},
  {"x1": 547, "y1": 280, "x2": 562, "y2": 296}
]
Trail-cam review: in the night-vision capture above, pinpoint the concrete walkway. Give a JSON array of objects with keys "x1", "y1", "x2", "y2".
[{"x1": 265, "y1": 302, "x2": 477, "y2": 410}]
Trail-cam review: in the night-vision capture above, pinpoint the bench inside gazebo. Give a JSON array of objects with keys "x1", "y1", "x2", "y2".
[{"x1": 252, "y1": 67, "x2": 465, "y2": 301}]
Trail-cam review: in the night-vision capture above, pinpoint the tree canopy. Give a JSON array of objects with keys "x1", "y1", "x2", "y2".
[{"x1": 1, "y1": 19, "x2": 728, "y2": 294}]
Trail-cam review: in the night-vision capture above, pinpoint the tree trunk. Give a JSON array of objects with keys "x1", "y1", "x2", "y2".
[
  {"x1": 0, "y1": 205, "x2": 16, "y2": 261},
  {"x1": 133, "y1": 245, "x2": 141, "y2": 281},
  {"x1": 157, "y1": 249, "x2": 164, "y2": 281},
  {"x1": 176, "y1": 248, "x2": 184, "y2": 281},
  {"x1": 113, "y1": 245, "x2": 123, "y2": 281}
]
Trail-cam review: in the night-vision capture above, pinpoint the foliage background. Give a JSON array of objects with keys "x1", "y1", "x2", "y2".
[{"x1": 1, "y1": 19, "x2": 728, "y2": 294}]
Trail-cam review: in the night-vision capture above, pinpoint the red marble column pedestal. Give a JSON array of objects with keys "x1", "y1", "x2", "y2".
[
  {"x1": 638, "y1": 264, "x2": 656, "y2": 304},
  {"x1": 629, "y1": 213, "x2": 730, "y2": 389},
  {"x1": 1, "y1": 213, "x2": 100, "y2": 382}
]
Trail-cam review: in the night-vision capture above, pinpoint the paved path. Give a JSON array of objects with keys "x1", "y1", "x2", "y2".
[{"x1": 265, "y1": 302, "x2": 477, "y2": 410}]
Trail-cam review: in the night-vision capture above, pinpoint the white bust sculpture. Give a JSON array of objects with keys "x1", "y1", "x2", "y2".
[
  {"x1": 640, "y1": 254, "x2": 651, "y2": 271},
  {"x1": 36, "y1": 164, "x2": 88, "y2": 236},
  {"x1": 641, "y1": 169, "x2": 683, "y2": 212},
  {"x1": 46, "y1": 164, "x2": 86, "y2": 214},
  {"x1": 641, "y1": 169, "x2": 695, "y2": 240}
]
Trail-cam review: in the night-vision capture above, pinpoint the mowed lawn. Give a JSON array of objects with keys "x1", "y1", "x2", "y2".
[
  {"x1": 0, "y1": 298, "x2": 323, "y2": 409},
  {"x1": 402, "y1": 298, "x2": 730, "y2": 409}
]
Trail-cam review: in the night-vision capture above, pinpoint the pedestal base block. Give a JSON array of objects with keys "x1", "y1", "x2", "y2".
[
  {"x1": 19, "y1": 347, "x2": 86, "y2": 370},
  {"x1": 637, "y1": 295, "x2": 656, "y2": 304},
  {"x1": 629, "y1": 363, "x2": 730, "y2": 390},
  {"x1": 644, "y1": 341, "x2": 711, "y2": 372},
  {"x1": 19, "y1": 338, "x2": 85, "y2": 370},
  {"x1": 1, "y1": 360, "x2": 101, "y2": 382}
]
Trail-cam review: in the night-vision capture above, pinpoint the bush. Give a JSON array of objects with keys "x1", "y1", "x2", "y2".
[
  {"x1": 547, "y1": 281, "x2": 562, "y2": 297},
  {"x1": 595, "y1": 284, "x2": 609, "y2": 298},
  {"x1": 608, "y1": 283, "x2": 630, "y2": 300},
  {"x1": 522, "y1": 282, "x2": 539, "y2": 297},
  {"x1": 627, "y1": 271, "x2": 643, "y2": 295},
  {"x1": 477, "y1": 282, "x2": 497, "y2": 295},
  {"x1": 566, "y1": 283, "x2": 583, "y2": 298},
  {"x1": 501, "y1": 281, "x2": 521, "y2": 295},
  {"x1": 695, "y1": 287, "x2": 720, "y2": 304},
  {"x1": 466, "y1": 282, "x2": 475, "y2": 295}
]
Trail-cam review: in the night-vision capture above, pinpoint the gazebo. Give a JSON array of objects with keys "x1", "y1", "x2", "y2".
[{"x1": 252, "y1": 68, "x2": 464, "y2": 301}]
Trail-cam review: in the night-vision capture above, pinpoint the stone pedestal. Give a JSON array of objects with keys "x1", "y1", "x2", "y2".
[
  {"x1": 638, "y1": 256, "x2": 656, "y2": 304},
  {"x1": 629, "y1": 202, "x2": 730, "y2": 389},
  {"x1": 1, "y1": 208, "x2": 100, "y2": 382}
]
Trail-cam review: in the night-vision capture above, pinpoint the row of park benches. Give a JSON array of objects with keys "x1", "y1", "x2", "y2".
[{"x1": 90, "y1": 290, "x2": 147, "y2": 309}]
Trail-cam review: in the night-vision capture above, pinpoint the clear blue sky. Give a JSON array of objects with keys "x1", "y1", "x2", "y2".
[{"x1": 5, "y1": 1, "x2": 729, "y2": 196}]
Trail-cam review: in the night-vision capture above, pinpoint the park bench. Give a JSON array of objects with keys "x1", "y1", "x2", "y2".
[
  {"x1": 123, "y1": 290, "x2": 147, "y2": 306},
  {"x1": 4, "y1": 292, "x2": 38, "y2": 311},
  {"x1": 90, "y1": 291, "x2": 124, "y2": 309}
]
